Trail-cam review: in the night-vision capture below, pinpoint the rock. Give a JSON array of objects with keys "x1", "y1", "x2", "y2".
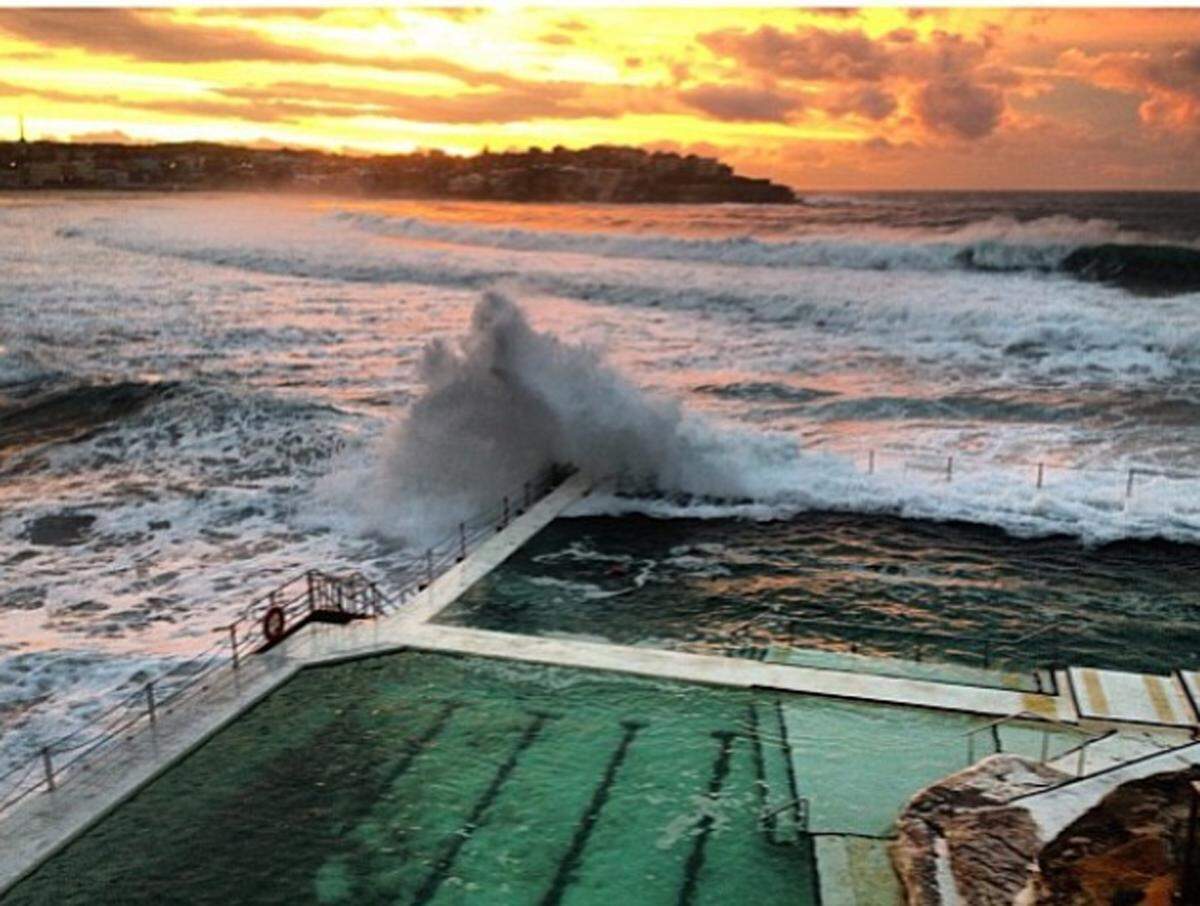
[
  {"x1": 1030, "y1": 767, "x2": 1200, "y2": 905},
  {"x1": 892, "y1": 752, "x2": 1200, "y2": 906},
  {"x1": 23, "y1": 512, "x2": 96, "y2": 545},
  {"x1": 893, "y1": 754, "x2": 1066, "y2": 905}
]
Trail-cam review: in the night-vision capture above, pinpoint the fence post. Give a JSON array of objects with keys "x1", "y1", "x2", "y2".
[
  {"x1": 146, "y1": 681, "x2": 157, "y2": 729},
  {"x1": 307, "y1": 571, "x2": 315, "y2": 612},
  {"x1": 502, "y1": 496, "x2": 509, "y2": 528},
  {"x1": 982, "y1": 639, "x2": 991, "y2": 668},
  {"x1": 1076, "y1": 743, "x2": 1087, "y2": 777},
  {"x1": 967, "y1": 733, "x2": 974, "y2": 766},
  {"x1": 867, "y1": 449, "x2": 875, "y2": 476},
  {"x1": 458, "y1": 522, "x2": 466, "y2": 561},
  {"x1": 1126, "y1": 468, "x2": 1136, "y2": 498},
  {"x1": 1040, "y1": 729, "x2": 1050, "y2": 764},
  {"x1": 946, "y1": 456, "x2": 954, "y2": 482},
  {"x1": 524, "y1": 481, "x2": 531, "y2": 512},
  {"x1": 1036, "y1": 462, "x2": 1044, "y2": 490},
  {"x1": 41, "y1": 747, "x2": 55, "y2": 792},
  {"x1": 426, "y1": 549, "x2": 434, "y2": 586},
  {"x1": 229, "y1": 624, "x2": 240, "y2": 670}
]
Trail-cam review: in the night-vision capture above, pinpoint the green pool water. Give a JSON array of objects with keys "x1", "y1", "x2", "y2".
[{"x1": 2, "y1": 652, "x2": 1078, "y2": 905}]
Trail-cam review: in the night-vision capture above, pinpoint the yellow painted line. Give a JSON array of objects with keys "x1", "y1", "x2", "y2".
[
  {"x1": 1143, "y1": 675, "x2": 1178, "y2": 724},
  {"x1": 1020, "y1": 692, "x2": 1058, "y2": 719},
  {"x1": 1080, "y1": 669, "x2": 1110, "y2": 717}
]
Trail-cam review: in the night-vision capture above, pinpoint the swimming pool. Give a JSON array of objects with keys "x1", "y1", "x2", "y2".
[
  {"x1": 0, "y1": 651, "x2": 1079, "y2": 905},
  {"x1": 436, "y1": 514, "x2": 1200, "y2": 677}
]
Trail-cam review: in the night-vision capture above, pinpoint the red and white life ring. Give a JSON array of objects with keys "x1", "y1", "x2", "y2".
[{"x1": 263, "y1": 606, "x2": 286, "y2": 644}]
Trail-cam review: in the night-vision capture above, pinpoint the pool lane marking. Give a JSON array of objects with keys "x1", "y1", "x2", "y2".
[
  {"x1": 539, "y1": 719, "x2": 645, "y2": 906},
  {"x1": 384, "y1": 701, "x2": 461, "y2": 786},
  {"x1": 677, "y1": 730, "x2": 737, "y2": 906},
  {"x1": 411, "y1": 711, "x2": 552, "y2": 906},
  {"x1": 774, "y1": 699, "x2": 804, "y2": 837}
]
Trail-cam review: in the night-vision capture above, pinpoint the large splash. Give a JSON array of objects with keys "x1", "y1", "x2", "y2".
[
  {"x1": 325, "y1": 291, "x2": 800, "y2": 542},
  {"x1": 322, "y1": 290, "x2": 1200, "y2": 548}
]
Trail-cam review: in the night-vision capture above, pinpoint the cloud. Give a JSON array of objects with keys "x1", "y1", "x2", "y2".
[
  {"x1": 0, "y1": 9, "x2": 328, "y2": 64},
  {"x1": 699, "y1": 23, "x2": 1012, "y2": 141},
  {"x1": 677, "y1": 83, "x2": 800, "y2": 122},
  {"x1": 216, "y1": 81, "x2": 614, "y2": 125},
  {"x1": 1058, "y1": 44, "x2": 1200, "y2": 132},
  {"x1": 821, "y1": 85, "x2": 897, "y2": 120},
  {"x1": 914, "y1": 77, "x2": 1004, "y2": 139},
  {"x1": 0, "y1": 9, "x2": 533, "y2": 91},
  {"x1": 699, "y1": 25, "x2": 891, "y2": 81}
]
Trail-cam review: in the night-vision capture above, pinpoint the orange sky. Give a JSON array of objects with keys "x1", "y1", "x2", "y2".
[{"x1": 1, "y1": 6, "x2": 1198, "y2": 189}]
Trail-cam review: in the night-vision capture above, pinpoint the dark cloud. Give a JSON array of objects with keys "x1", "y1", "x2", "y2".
[
  {"x1": 677, "y1": 83, "x2": 800, "y2": 122},
  {"x1": 915, "y1": 77, "x2": 1003, "y2": 139},
  {"x1": 700, "y1": 25, "x2": 890, "y2": 81},
  {"x1": 0, "y1": 10, "x2": 330, "y2": 64},
  {"x1": 821, "y1": 85, "x2": 897, "y2": 120}
]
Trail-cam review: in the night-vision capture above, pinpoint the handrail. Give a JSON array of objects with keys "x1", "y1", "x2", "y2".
[
  {"x1": 746, "y1": 612, "x2": 1062, "y2": 677},
  {"x1": 0, "y1": 463, "x2": 572, "y2": 819},
  {"x1": 963, "y1": 710, "x2": 1105, "y2": 772},
  {"x1": 1002, "y1": 737, "x2": 1200, "y2": 804}
]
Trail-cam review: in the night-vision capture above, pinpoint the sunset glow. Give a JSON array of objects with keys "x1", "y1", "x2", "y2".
[{"x1": 1, "y1": 6, "x2": 1199, "y2": 188}]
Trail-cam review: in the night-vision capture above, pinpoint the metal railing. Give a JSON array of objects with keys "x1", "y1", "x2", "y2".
[
  {"x1": 0, "y1": 464, "x2": 571, "y2": 818},
  {"x1": 1001, "y1": 737, "x2": 1200, "y2": 804},
  {"x1": 963, "y1": 710, "x2": 1107, "y2": 774},
  {"x1": 726, "y1": 611, "x2": 1063, "y2": 686},
  {"x1": 852, "y1": 443, "x2": 1200, "y2": 504}
]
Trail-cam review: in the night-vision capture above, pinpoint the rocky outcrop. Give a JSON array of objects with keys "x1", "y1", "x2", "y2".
[
  {"x1": 892, "y1": 753, "x2": 1200, "y2": 905},
  {"x1": 893, "y1": 755, "x2": 1068, "y2": 904},
  {"x1": 1030, "y1": 769, "x2": 1200, "y2": 905}
]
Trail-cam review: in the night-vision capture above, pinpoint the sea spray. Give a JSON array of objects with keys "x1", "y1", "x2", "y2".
[
  {"x1": 318, "y1": 290, "x2": 1200, "y2": 547},
  {"x1": 322, "y1": 290, "x2": 802, "y2": 542}
]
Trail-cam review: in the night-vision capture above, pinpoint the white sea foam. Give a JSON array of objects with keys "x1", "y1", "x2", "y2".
[
  {"x1": 335, "y1": 209, "x2": 1179, "y2": 275},
  {"x1": 318, "y1": 289, "x2": 1200, "y2": 547}
]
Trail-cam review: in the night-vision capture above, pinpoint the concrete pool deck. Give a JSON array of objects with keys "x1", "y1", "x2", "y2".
[{"x1": 2, "y1": 469, "x2": 1198, "y2": 896}]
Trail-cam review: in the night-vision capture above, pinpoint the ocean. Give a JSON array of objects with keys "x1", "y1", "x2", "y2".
[{"x1": 2, "y1": 190, "x2": 1199, "y2": 770}]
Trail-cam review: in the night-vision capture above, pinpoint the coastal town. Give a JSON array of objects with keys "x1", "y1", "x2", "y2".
[{"x1": 0, "y1": 135, "x2": 795, "y2": 203}]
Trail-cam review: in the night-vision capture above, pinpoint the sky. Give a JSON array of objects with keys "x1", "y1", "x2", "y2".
[{"x1": 0, "y1": 6, "x2": 1198, "y2": 190}]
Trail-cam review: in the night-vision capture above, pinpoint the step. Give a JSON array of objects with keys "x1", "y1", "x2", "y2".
[
  {"x1": 1068, "y1": 668, "x2": 1196, "y2": 728},
  {"x1": 814, "y1": 836, "x2": 903, "y2": 906}
]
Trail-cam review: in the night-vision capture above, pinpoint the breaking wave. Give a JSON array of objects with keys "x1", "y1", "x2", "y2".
[
  {"x1": 336, "y1": 211, "x2": 1200, "y2": 293},
  {"x1": 326, "y1": 291, "x2": 1200, "y2": 546}
]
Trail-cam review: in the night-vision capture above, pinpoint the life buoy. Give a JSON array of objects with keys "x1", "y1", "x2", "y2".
[{"x1": 263, "y1": 606, "x2": 286, "y2": 644}]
